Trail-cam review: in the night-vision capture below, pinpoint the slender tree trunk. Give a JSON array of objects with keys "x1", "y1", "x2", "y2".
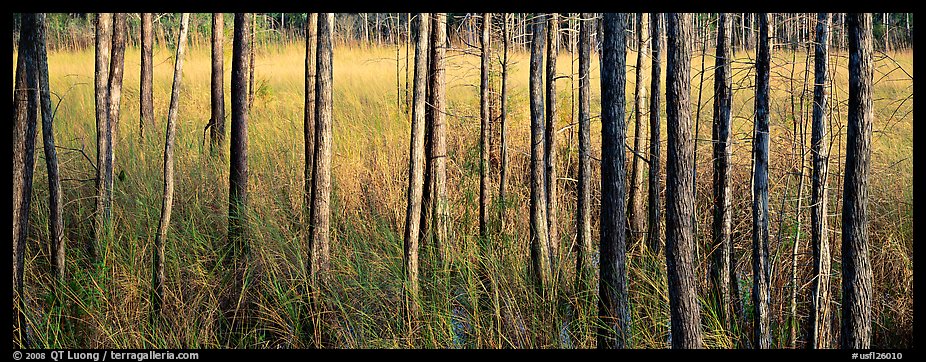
[
  {"x1": 227, "y1": 13, "x2": 251, "y2": 325},
  {"x1": 753, "y1": 13, "x2": 773, "y2": 350},
  {"x1": 710, "y1": 12, "x2": 734, "y2": 334},
  {"x1": 647, "y1": 13, "x2": 663, "y2": 255},
  {"x1": 248, "y1": 14, "x2": 256, "y2": 107},
  {"x1": 598, "y1": 13, "x2": 631, "y2": 349},
  {"x1": 576, "y1": 12, "x2": 593, "y2": 288},
  {"x1": 403, "y1": 13, "x2": 429, "y2": 320},
  {"x1": 419, "y1": 30, "x2": 434, "y2": 254},
  {"x1": 499, "y1": 13, "x2": 510, "y2": 227},
  {"x1": 107, "y1": 15, "x2": 126, "y2": 219},
  {"x1": 789, "y1": 34, "x2": 813, "y2": 349},
  {"x1": 628, "y1": 13, "x2": 648, "y2": 248},
  {"x1": 841, "y1": 12, "x2": 873, "y2": 350},
  {"x1": 92, "y1": 13, "x2": 112, "y2": 262},
  {"x1": 430, "y1": 13, "x2": 449, "y2": 266},
  {"x1": 13, "y1": 14, "x2": 39, "y2": 347},
  {"x1": 479, "y1": 13, "x2": 491, "y2": 240},
  {"x1": 406, "y1": 13, "x2": 411, "y2": 113},
  {"x1": 808, "y1": 12, "x2": 832, "y2": 350},
  {"x1": 304, "y1": 13, "x2": 318, "y2": 237},
  {"x1": 309, "y1": 13, "x2": 334, "y2": 286},
  {"x1": 210, "y1": 13, "x2": 226, "y2": 152},
  {"x1": 529, "y1": 13, "x2": 552, "y2": 294},
  {"x1": 140, "y1": 13, "x2": 154, "y2": 138},
  {"x1": 153, "y1": 13, "x2": 190, "y2": 315},
  {"x1": 544, "y1": 13, "x2": 559, "y2": 261}
]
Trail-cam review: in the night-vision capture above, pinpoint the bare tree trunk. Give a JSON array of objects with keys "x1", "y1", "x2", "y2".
[
  {"x1": 140, "y1": 13, "x2": 154, "y2": 138},
  {"x1": 430, "y1": 13, "x2": 449, "y2": 266},
  {"x1": 598, "y1": 12, "x2": 631, "y2": 349},
  {"x1": 647, "y1": 13, "x2": 663, "y2": 255},
  {"x1": 499, "y1": 13, "x2": 510, "y2": 227},
  {"x1": 153, "y1": 13, "x2": 190, "y2": 315},
  {"x1": 529, "y1": 13, "x2": 551, "y2": 293},
  {"x1": 808, "y1": 12, "x2": 832, "y2": 350},
  {"x1": 628, "y1": 13, "x2": 648, "y2": 248},
  {"x1": 789, "y1": 33, "x2": 813, "y2": 349},
  {"x1": 403, "y1": 13, "x2": 429, "y2": 320},
  {"x1": 209, "y1": 13, "x2": 225, "y2": 152},
  {"x1": 544, "y1": 13, "x2": 559, "y2": 261},
  {"x1": 753, "y1": 13, "x2": 773, "y2": 350},
  {"x1": 576, "y1": 12, "x2": 593, "y2": 288},
  {"x1": 107, "y1": 15, "x2": 126, "y2": 218},
  {"x1": 665, "y1": 13, "x2": 703, "y2": 349},
  {"x1": 93, "y1": 13, "x2": 112, "y2": 262},
  {"x1": 710, "y1": 12, "x2": 734, "y2": 334},
  {"x1": 479, "y1": 13, "x2": 490, "y2": 240},
  {"x1": 841, "y1": 12, "x2": 873, "y2": 350},
  {"x1": 419, "y1": 34, "x2": 433, "y2": 253},
  {"x1": 309, "y1": 13, "x2": 334, "y2": 286},
  {"x1": 304, "y1": 13, "x2": 318, "y2": 235},
  {"x1": 227, "y1": 13, "x2": 251, "y2": 325},
  {"x1": 13, "y1": 14, "x2": 39, "y2": 347},
  {"x1": 248, "y1": 14, "x2": 257, "y2": 106}
]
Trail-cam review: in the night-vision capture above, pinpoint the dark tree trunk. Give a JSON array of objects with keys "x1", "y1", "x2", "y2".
[
  {"x1": 647, "y1": 13, "x2": 663, "y2": 255},
  {"x1": 309, "y1": 13, "x2": 334, "y2": 285},
  {"x1": 403, "y1": 12, "x2": 429, "y2": 319},
  {"x1": 140, "y1": 13, "x2": 154, "y2": 138},
  {"x1": 808, "y1": 12, "x2": 832, "y2": 350},
  {"x1": 13, "y1": 13, "x2": 39, "y2": 347},
  {"x1": 228, "y1": 14, "x2": 251, "y2": 322},
  {"x1": 598, "y1": 12, "x2": 631, "y2": 349},
  {"x1": 209, "y1": 13, "x2": 226, "y2": 153},
  {"x1": 430, "y1": 13, "x2": 449, "y2": 265},
  {"x1": 153, "y1": 13, "x2": 190, "y2": 315},
  {"x1": 545, "y1": 13, "x2": 559, "y2": 261},
  {"x1": 752, "y1": 13, "x2": 773, "y2": 349},
  {"x1": 575, "y1": 12, "x2": 593, "y2": 289},
  {"x1": 529, "y1": 13, "x2": 552, "y2": 293},
  {"x1": 499, "y1": 13, "x2": 510, "y2": 227},
  {"x1": 665, "y1": 13, "x2": 703, "y2": 349},
  {"x1": 479, "y1": 13, "x2": 490, "y2": 240},
  {"x1": 92, "y1": 13, "x2": 112, "y2": 262},
  {"x1": 710, "y1": 12, "x2": 734, "y2": 333},
  {"x1": 304, "y1": 13, "x2": 317, "y2": 246},
  {"x1": 841, "y1": 12, "x2": 873, "y2": 350},
  {"x1": 628, "y1": 13, "x2": 648, "y2": 248},
  {"x1": 107, "y1": 14, "x2": 126, "y2": 210}
]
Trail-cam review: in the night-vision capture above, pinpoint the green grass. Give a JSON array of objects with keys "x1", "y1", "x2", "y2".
[{"x1": 15, "y1": 41, "x2": 912, "y2": 348}]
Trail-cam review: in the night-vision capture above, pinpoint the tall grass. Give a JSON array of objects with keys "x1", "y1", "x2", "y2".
[{"x1": 15, "y1": 41, "x2": 912, "y2": 348}]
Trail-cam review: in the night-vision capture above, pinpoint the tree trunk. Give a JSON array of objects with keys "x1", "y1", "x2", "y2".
[
  {"x1": 93, "y1": 13, "x2": 112, "y2": 262},
  {"x1": 544, "y1": 13, "x2": 559, "y2": 261},
  {"x1": 499, "y1": 13, "x2": 510, "y2": 227},
  {"x1": 402, "y1": 12, "x2": 429, "y2": 319},
  {"x1": 430, "y1": 13, "x2": 449, "y2": 266},
  {"x1": 841, "y1": 12, "x2": 873, "y2": 350},
  {"x1": 309, "y1": 13, "x2": 334, "y2": 285},
  {"x1": 529, "y1": 13, "x2": 551, "y2": 294},
  {"x1": 304, "y1": 13, "x2": 318, "y2": 239},
  {"x1": 140, "y1": 13, "x2": 154, "y2": 138},
  {"x1": 107, "y1": 15, "x2": 126, "y2": 217},
  {"x1": 753, "y1": 13, "x2": 773, "y2": 349},
  {"x1": 808, "y1": 12, "x2": 832, "y2": 350},
  {"x1": 227, "y1": 14, "x2": 251, "y2": 324},
  {"x1": 598, "y1": 13, "x2": 631, "y2": 349},
  {"x1": 628, "y1": 13, "x2": 648, "y2": 248},
  {"x1": 153, "y1": 13, "x2": 190, "y2": 315},
  {"x1": 665, "y1": 13, "x2": 703, "y2": 349},
  {"x1": 210, "y1": 13, "x2": 225, "y2": 152},
  {"x1": 13, "y1": 14, "x2": 39, "y2": 347},
  {"x1": 419, "y1": 32, "x2": 434, "y2": 254},
  {"x1": 33, "y1": 13, "x2": 65, "y2": 282},
  {"x1": 479, "y1": 13, "x2": 491, "y2": 240},
  {"x1": 710, "y1": 12, "x2": 734, "y2": 334},
  {"x1": 576, "y1": 12, "x2": 593, "y2": 288},
  {"x1": 647, "y1": 13, "x2": 663, "y2": 255}
]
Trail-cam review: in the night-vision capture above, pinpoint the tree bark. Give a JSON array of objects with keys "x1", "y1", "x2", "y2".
[
  {"x1": 304, "y1": 13, "x2": 318, "y2": 242},
  {"x1": 665, "y1": 13, "x2": 703, "y2": 349},
  {"x1": 628, "y1": 13, "x2": 648, "y2": 248},
  {"x1": 309, "y1": 13, "x2": 334, "y2": 285},
  {"x1": 140, "y1": 13, "x2": 154, "y2": 138},
  {"x1": 808, "y1": 12, "x2": 832, "y2": 350},
  {"x1": 93, "y1": 13, "x2": 112, "y2": 262},
  {"x1": 710, "y1": 12, "x2": 734, "y2": 333},
  {"x1": 499, "y1": 13, "x2": 510, "y2": 227},
  {"x1": 430, "y1": 13, "x2": 449, "y2": 266},
  {"x1": 529, "y1": 13, "x2": 551, "y2": 294},
  {"x1": 107, "y1": 14, "x2": 126, "y2": 217},
  {"x1": 545, "y1": 13, "x2": 559, "y2": 261},
  {"x1": 598, "y1": 13, "x2": 631, "y2": 349},
  {"x1": 209, "y1": 13, "x2": 225, "y2": 153},
  {"x1": 647, "y1": 13, "x2": 663, "y2": 255},
  {"x1": 228, "y1": 13, "x2": 251, "y2": 311},
  {"x1": 575, "y1": 12, "x2": 593, "y2": 288},
  {"x1": 153, "y1": 13, "x2": 190, "y2": 315},
  {"x1": 841, "y1": 12, "x2": 873, "y2": 350},
  {"x1": 13, "y1": 14, "x2": 39, "y2": 347},
  {"x1": 753, "y1": 13, "x2": 773, "y2": 349},
  {"x1": 402, "y1": 12, "x2": 429, "y2": 319},
  {"x1": 479, "y1": 13, "x2": 491, "y2": 240}
]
